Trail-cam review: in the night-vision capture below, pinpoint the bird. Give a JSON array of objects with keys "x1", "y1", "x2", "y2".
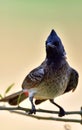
[{"x1": 0, "y1": 29, "x2": 79, "y2": 117}]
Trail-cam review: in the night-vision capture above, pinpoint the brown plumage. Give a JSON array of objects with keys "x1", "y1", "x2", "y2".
[{"x1": 0, "y1": 29, "x2": 79, "y2": 117}]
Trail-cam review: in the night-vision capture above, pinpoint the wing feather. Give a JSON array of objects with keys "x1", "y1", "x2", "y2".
[
  {"x1": 22, "y1": 66, "x2": 45, "y2": 89},
  {"x1": 64, "y1": 68, "x2": 79, "y2": 93}
]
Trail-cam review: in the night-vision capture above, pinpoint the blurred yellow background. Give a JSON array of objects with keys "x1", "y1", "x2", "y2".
[{"x1": 0, "y1": 0, "x2": 82, "y2": 130}]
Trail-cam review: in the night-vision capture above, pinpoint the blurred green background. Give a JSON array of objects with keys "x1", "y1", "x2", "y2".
[{"x1": 0, "y1": 0, "x2": 82, "y2": 130}]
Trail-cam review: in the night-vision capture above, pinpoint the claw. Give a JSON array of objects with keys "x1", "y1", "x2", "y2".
[
  {"x1": 28, "y1": 108, "x2": 36, "y2": 114},
  {"x1": 58, "y1": 108, "x2": 66, "y2": 117}
]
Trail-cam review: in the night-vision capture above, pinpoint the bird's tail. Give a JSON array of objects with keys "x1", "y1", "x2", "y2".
[{"x1": 0, "y1": 90, "x2": 28, "y2": 105}]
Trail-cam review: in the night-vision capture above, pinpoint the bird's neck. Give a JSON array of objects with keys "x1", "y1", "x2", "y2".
[{"x1": 46, "y1": 56, "x2": 66, "y2": 67}]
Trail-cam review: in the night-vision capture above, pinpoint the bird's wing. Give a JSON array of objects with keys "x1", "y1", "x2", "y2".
[
  {"x1": 64, "y1": 68, "x2": 79, "y2": 93},
  {"x1": 22, "y1": 65, "x2": 45, "y2": 89}
]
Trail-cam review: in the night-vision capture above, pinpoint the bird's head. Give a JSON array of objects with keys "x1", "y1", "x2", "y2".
[{"x1": 46, "y1": 29, "x2": 66, "y2": 61}]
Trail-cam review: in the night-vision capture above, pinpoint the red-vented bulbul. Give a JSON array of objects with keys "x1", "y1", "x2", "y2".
[{"x1": 0, "y1": 29, "x2": 79, "y2": 117}]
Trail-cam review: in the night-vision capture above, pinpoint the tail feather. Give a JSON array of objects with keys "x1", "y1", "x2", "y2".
[
  {"x1": 35, "y1": 99, "x2": 46, "y2": 105},
  {"x1": 0, "y1": 91, "x2": 28, "y2": 105}
]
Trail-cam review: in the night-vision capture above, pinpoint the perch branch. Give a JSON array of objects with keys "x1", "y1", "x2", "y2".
[
  {"x1": 0, "y1": 105, "x2": 82, "y2": 124},
  {"x1": 10, "y1": 110, "x2": 82, "y2": 124}
]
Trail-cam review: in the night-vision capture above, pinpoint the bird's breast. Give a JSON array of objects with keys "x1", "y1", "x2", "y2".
[{"x1": 35, "y1": 63, "x2": 71, "y2": 100}]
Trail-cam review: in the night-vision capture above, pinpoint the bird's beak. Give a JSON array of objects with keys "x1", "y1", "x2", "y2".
[{"x1": 46, "y1": 42, "x2": 55, "y2": 48}]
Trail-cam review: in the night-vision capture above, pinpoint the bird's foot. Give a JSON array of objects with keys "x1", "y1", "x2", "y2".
[
  {"x1": 58, "y1": 108, "x2": 66, "y2": 117},
  {"x1": 28, "y1": 106, "x2": 36, "y2": 114}
]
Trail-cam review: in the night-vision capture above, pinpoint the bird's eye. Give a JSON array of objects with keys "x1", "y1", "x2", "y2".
[{"x1": 54, "y1": 41, "x2": 59, "y2": 47}]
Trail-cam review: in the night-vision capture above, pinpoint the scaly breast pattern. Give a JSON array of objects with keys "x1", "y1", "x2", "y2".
[{"x1": 35, "y1": 62, "x2": 71, "y2": 99}]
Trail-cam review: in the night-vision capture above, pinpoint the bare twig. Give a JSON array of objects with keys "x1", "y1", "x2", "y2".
[
  {"x1": 10, "y1": 110, "x2": 82, "y2": 124},
  {"x1": 0, "y1": 106, "x2": 82, "y2": 115},
  {"x1": 0, "y1": 105, "x2": 82, "y2": 124}
]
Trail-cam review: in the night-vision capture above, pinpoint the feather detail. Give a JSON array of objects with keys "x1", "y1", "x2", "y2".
[{"x1": 22, "y1": 67, "x2": 45, "y2": 89}]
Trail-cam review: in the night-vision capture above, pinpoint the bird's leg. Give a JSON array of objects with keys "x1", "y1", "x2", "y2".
[
  {"x1": 27, "y1": 90, "x2": 37, "y2": 115},
  {"x1": 50, "y1": 99, "x2": 65, "y2": 117},
  {"x1": 28, "y1": 96, "x2": 36, "y2": 114}
]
